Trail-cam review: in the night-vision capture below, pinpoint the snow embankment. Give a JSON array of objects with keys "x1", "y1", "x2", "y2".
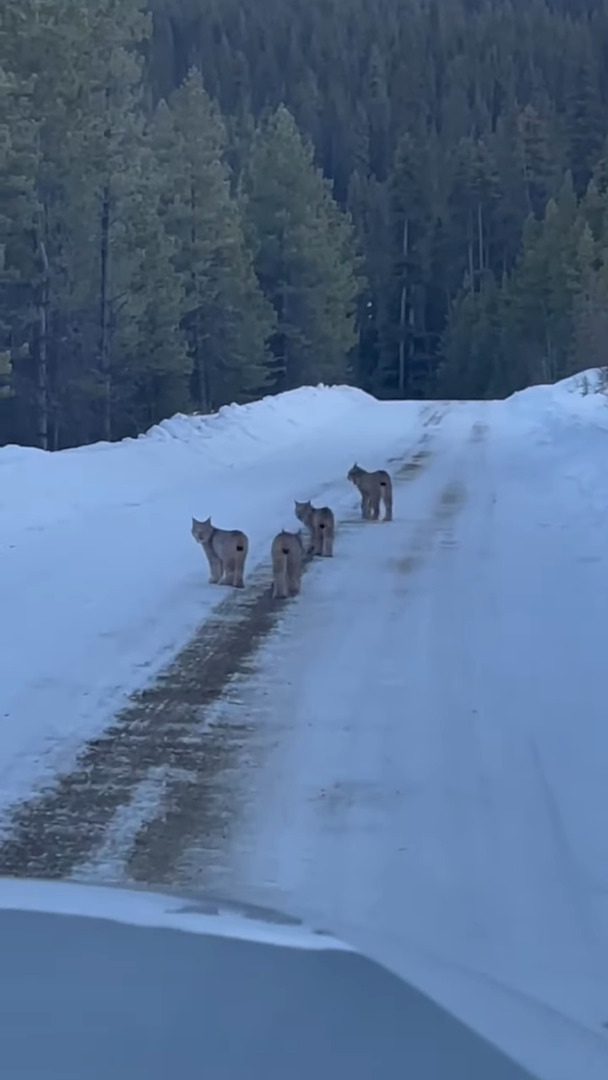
[
  {"x1": 0, "y1": 385, "x2": 415, "y2": 813},
  {"x1": 505, "y1": 367, "x2": 608, "y2": 431},
  {"x1": 500, "y1": 367, "x2": 608, "y2": 518},
  {"x1": 1, "y1": 385, "x2": 370, "y2": 534}
]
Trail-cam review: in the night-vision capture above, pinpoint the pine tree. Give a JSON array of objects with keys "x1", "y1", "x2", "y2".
[
  {"x1": 565, "y1": 56, "x2": 604, "y2": 199},
  {"x1": 146, "y1": 0, "x2": 608, "y2": 405},
  {"x1": 151, "y1": 69, "x2": 274, "y2": 411},
  {"x1": 0, "y1": 63, "x2": 39, "y2": 427},
  {"x1": 517, "y1": 104, "x2": 553, "y2": 219},
  {"x1": 366, "y1": 44, "x2": 391, "y2": 182},
  {"x1": 107, "y1": 135, "x2": 191, "y2": 436},
  {"x1": 506, "y1": 175, "x2": 584, "y2": 385},
  {"x1": 60, "y1": 0, "x2": 156, "y2": 441},
  {"x1": 1, "y1": 1, "x2": 69, "y2": 444},
  {"x1": 447, "y1": 137, "x2": 504, "y2": 292},
  {"x1": 0, "y1": 347, "x2": 12, "y2": 400},
  {"x1": 570, "y1": 189, "x2": 608, "y2": 376},
  {"x1": 244, "y1": 104, "x2": 362, "y2": 390},
  {"x1": 381, "y1": 132, "x2": 434, "y2": 396},
  {"x1": 0, "y1": 0, "x2": 188, "y2": 445},
  {"x1": 0, "y1": 0, "x2": 106, "y2": 445},
  {"x1": 346, "y1": 169, "x2": 386, "y2": 392},
  {"x1": 37, "y1": 0, "x2": 190, "y2": 442},
  {"x1": 440, "y1": 275, "x2": 507, "y2": 399},
  {"x1": 8, "y1": 0, "x2": 608, "y2": 445}
]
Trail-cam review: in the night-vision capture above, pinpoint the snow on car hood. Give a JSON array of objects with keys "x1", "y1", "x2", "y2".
[{"x1": 0, "y1": 877, "x2": 353, "y2": 952}]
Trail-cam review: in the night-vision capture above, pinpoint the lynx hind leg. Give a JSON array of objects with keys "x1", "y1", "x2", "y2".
[
  {"x1": 381, "y1": 482, "x2": 393, "y2": 522},
  {"x1": 273, "y1": 559, "x2": 288, "y2": 599},
  {"x1": 233, "y1": 545, "x2": 247, "y2": 588},
  {"x1": 287, "y1": 558, "x2": 302, "y2": 596},
  {"x1": 321, "y1": 520, "x2": 334, "y2": 556},
  {"x1": 271, "y1": 536, "x2": 288, "y2": 599},
  {"x1": 273, "y1": 575, "x2": 288, "y2": 599},
  {"x1": 312, "y1": 522, "x2": 324, "y2": 556}
]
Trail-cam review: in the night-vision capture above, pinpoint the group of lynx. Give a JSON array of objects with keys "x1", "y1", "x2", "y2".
[{"x1": 191, "y1": 463, "x2": 392, "y2": 601}]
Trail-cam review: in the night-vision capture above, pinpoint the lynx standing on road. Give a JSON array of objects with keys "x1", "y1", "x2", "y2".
[
  {"x1": 271, "y1": 530, "x2": 304, "y2": 599},
  {"x1": 347, "y1": 463, "x2": 393, "y2": 521},
  {"x1": 294, "y1": 500, "x2": 335, "y2": 557},
  {"x1": 191, "y1": 516, "x2": 249, "y2": 588}
]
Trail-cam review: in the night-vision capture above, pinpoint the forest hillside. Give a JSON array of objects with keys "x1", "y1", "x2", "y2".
[{"x1": 2, "y1": 0, "x2": 608, "y2": 448}]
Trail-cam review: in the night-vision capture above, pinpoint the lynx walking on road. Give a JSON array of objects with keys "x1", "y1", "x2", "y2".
[
  {"x1": 294, "y1": 500, "x2": 335, "y2": 557},
  {"x1": 271, "y1": 530, "x2": 304, "y2": 599},
  {"x1": 191, "y1": 516, "x2": 249, "y2": 588},
  {"x1": 347, "y1": 463, "x2": 393, "y2": 521}
]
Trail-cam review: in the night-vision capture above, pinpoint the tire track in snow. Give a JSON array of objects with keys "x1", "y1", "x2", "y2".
[{"x1": 0, "y1": 427, "x2": 441, "y2": 883}]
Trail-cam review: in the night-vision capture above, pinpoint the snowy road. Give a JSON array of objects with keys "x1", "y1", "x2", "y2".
[
  {"x1": 2, "y1": 383, "x2": 608, "y2": 1077},
  {"x1": 175, "y1": 398, "x2": 608, "y2": 1077}
]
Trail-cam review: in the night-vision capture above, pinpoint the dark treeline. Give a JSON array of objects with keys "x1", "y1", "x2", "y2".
[{"x1": 3, "y1": 0, "x2": 608, "y2": 449}]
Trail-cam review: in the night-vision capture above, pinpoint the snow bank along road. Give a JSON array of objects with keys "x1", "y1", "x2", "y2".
[{"x1": 2, "y1": 377, "x2": 608, "y2": 1078}]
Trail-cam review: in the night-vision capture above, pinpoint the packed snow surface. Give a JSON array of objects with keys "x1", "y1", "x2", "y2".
[
  {"x1": 2, "y1": 371, "x2": 608, "y2": 1077},
  {"x1": 0, "y1": 384, "x2": 399, "y2": 806}
]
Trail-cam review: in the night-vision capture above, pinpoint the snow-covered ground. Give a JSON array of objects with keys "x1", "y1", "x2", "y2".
[
  {"x1": 0, "y1": 385, "x2": 419, "y2": 809},
  {"x1": 3, "y1": 371, "x2": 608, "y2": 1077},
  {"x1": 179, "y1": 379, "x2": 608, "y2": 1079}
]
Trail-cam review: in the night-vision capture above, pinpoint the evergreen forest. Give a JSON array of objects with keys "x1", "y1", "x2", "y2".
[{"x1": 3, "y1": 0, "x2": 608, "y2": 448}]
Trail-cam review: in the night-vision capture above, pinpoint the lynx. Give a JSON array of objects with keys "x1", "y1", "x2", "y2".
[
  {"x1": 271, "y1": 529, "x2": 304, "y2": 599},
  {"x1": 294, "y1": 499, "x2": 335, "y2": 557},
  {"x1": 191, "y1": 516, "x2": 248, "y2": 588},
  {"x1": 347, "y1": 463, "x2": 393, "y2": 521}
]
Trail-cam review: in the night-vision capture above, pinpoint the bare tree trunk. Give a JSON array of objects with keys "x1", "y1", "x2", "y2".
[
  {"x1": 543, "y1": 314, "x2": 554, "y2": 383},
  {"x1": 408, "y1": 301, "x2": 415, "y2": 383},
  {"x1": 194, "y1": 310, "x2": 210, "y2": 412},
  {"x1": 477, "y1": 200, "x2": 484, "y2": 283},
  {"x1": 271, "y1": 234, "x2": 288, "y2": 391},
  {"x1": 99, "y1": 183, "x2": 111, "y2": 441},
  {"x1": 398, "y1": 216, "x2": 409, "y2": 395},
  {"x1": 520, "y1": 132, "x2": 532, "y2": 217},
  {"x1": 34, "y1": 227, "x2": 50, "y2": 450},
  {"x1": 190, "y1": 184, "x2": 210, "y2": 412},
  {"x1": 277, "y1": 235, "x2": 289, "y2": 391},
  {"x1": 32, "y1": 119, "x2": 49, "y2": 449},
  {"x1": 50, "y1": 416, "x2": 59, "y2": 451}
]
